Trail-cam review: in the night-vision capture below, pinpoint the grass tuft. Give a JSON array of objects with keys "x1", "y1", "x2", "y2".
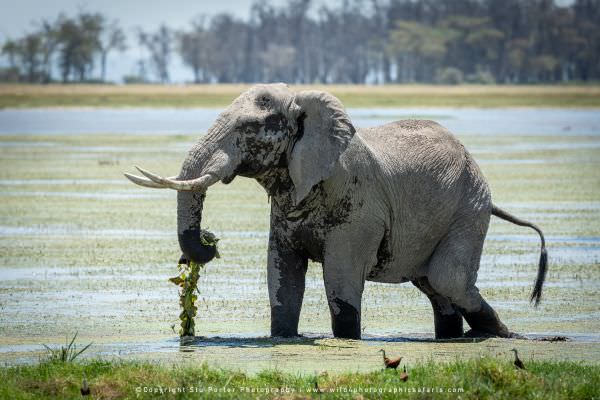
[{"x1": 41, "y1": 332, "x2": 92, "y2": 363}]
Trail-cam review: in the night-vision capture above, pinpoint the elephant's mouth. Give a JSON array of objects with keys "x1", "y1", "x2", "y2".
[{"x1": 224, "y1": 160, "x2": 267, "y2": 182}]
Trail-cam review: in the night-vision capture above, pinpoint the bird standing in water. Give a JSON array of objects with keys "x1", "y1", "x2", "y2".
[
  {"x1": 399, "y1": 365, "x2": 409, "y2": 381},
  {"x1": 80, "y1": 374, "x2": 91, "y2": 396},
  {"x1": 511, "y1": 348, "x2": 525, "y2": 370},
  {"x1": 379, "y1": 349, "x2": 402, "y2": 369}
]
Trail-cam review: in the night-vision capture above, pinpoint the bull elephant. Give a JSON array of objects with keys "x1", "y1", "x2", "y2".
[{"x1": 125, "y1": 83, "x2": 547, "y2": 340}]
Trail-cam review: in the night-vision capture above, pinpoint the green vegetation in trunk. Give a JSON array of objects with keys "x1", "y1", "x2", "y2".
[{"x1": 169, "y1": 230, "x2": 219, "y2": 337}]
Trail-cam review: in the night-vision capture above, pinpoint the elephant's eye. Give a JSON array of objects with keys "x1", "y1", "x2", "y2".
[{"x1": 257, "y1": 96, "x2": 271, "y2": 109}]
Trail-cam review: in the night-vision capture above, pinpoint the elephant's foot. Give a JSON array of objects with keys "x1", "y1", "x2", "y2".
[
  {"x1": 270, "y1": 324, "x2": 299, "y2": 338},
  {"x1": 463, "y1": 329, "x2": 525, "y2": 339},
  {"x1": 463, "y1": 329, "x2": 495, "y2": 338},
  {"x1": 434, "y1": 311, "x2": 464, "y2": 339},
  {"x1": 271, "y1": 332, "x2": 300, "y2": 338},
  {"x1": 460, "y1": 300, "x2": 511, "y2": 338},
  {"x1": 508, "y1": 332, "x2": 527, "y2": 339},
  {"x1": 411, "y1": 277, "x2": 464, "y2": 340},
  {"x1": 330, "y1": 298, "x2": 361, "y2": 339},
  {"x1": 270, "y1": 306, "x2": 300, "y2": 338}
]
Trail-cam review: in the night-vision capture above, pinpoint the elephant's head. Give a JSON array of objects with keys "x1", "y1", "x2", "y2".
[{"x1": 125, "y1": 83, "x2": 355, "y2": 264}]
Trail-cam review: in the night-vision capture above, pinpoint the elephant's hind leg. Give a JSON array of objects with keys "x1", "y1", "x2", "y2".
[
  {"x1": 426, "y1": 217, "x2": 511, "y2": 338},
  {"x1": 412, "y1": 277, "x2": 463, "y2": 339}
]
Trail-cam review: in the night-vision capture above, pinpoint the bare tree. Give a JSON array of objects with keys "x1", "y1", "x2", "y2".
[
  {"x1": 55, "y1": 13, "x2": 102, "y2": 82},
  {"x1": 178, "y1": 17, "x2": 212, "y2": 83},
  {"x1": 1, "y1": 40, "x2": 19, "y2": 69},
  {"x1": 98, "y1": 18, "x2": 127, "y2": 82},
  {"x1": 19, "y1": 33, "x2": 44, "y2": 82},
  {"x1": 139, "y1": 25, "x2": 172, "y2": 83}
]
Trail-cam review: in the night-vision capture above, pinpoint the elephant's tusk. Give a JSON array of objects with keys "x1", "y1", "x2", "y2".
[
  {"x1": 135, "y1": 166, "x2": 177, "y2": 186},
  {"x1": 124, "y1": 172, "x2": 167, "y2": 188},
  {"x1": 135, "y1": 166, "x2": 218, "y2": 191}
]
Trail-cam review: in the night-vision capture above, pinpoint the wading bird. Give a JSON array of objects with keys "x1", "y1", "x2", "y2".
[
  {"x1": 399, "y1": 365, "x2": 409, "y2": 381},
  {"x1": 80, "y1": 374, "x2": 90, "y2": 396},
  {"x1": 379, "y1": 349, "x2": 402, "y2": 369},
  {"x1": 511, "y1": 348, "x2": 525, "y2": 369}
]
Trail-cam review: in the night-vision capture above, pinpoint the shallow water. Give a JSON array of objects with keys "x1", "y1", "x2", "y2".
[
  {"x1": 0, "y1": 116, "x2": 599, "y2": 371},
  {"x1": 2, "y1": 335, "x2": 599, "y2": 373},
  {"x1": 1, "y1": 107, "x2": 599, "y2": 136},
  {"x1": 0, "y1": 190, "x2": 171, "y2": 200}
]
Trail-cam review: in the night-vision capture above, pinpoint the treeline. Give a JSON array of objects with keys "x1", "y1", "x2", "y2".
[
  {"x1": 2, "y1": 0, "x2": 599, "y2": 84},
  {"x1": 1, "y1": 13, "x2": 126, "y2": 83}
]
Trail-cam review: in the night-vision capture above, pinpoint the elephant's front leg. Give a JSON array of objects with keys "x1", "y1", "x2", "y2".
[
  {"x1": 322, "y1": 228, "x2": 381, "y2": 340},
  {"x1": 267, "y1": 234, "x2": 308, "y2": 337}
]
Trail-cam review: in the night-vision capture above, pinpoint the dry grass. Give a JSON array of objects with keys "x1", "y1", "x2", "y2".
[{"x1": 1, "y1": 83, "x2": 599, "y2": 108}]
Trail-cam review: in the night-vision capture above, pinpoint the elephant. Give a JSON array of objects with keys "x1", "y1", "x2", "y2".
[{"x1": 125, "y1": 83, "x2": 547, "y2": 340}]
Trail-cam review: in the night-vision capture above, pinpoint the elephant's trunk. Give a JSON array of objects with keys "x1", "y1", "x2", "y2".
[
  {"x1": 177, "y1": 191, "x2": 216, "y2": 264},
  {"x1": 176, "y1": 118, "x2": 231, "y2": 264}
]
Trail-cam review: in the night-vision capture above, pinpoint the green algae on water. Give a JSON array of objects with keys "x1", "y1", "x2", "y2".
[{"x1": 169, "y1": 230, "x2": 220, "y2": 337}]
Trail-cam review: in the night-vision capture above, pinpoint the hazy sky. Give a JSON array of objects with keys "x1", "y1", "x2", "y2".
[
  {"x1": 0, "y1": 0, "x2": 575, "y2": 82},
  {"x1": 0, "y1": 0, "x2": 318, "y2": 39}
]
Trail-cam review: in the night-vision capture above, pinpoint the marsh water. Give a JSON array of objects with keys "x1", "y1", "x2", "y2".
[
  {"x1": 1, "y1": 107, "x2": 600, "y2": 136},
  {"x1": 0, "y1": 107, "x2": 599, "y2": 372}
]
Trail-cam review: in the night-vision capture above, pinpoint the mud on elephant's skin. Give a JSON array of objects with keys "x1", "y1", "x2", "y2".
[{"x1": 125, "y1": 83, "x2": 548, "y2": 340}]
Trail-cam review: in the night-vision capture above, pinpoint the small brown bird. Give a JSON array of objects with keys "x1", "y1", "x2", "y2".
[
  {"x1": 399, "y1": 365, "x2": 409, "y2": 382},
  {"x1": 379, "y1": 349, "x2": 402, "y2": 369},
  {"x1": 80, "y1": 374, "x2": 91, "y2": 396},
  {"x1": 511, "y1": 348, "x2": 525, "y2": 370},
  {"x1": 312, "y1": 376, "x2": 323, "y2": 394}
]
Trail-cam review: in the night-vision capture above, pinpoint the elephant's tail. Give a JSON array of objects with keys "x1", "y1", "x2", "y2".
[{"x1": 491, "y1": 204, "x2": 548, "y2": 307}]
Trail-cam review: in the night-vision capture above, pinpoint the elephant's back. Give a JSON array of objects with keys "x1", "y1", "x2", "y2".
[{"x1": 360, "y1": 119, "x2": 469, "y2": 188}]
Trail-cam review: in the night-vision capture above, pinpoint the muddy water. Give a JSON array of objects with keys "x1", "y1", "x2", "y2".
[
  {"x1": 0, "y1": 110, "x2": 599, "y2": 372},
  {"x1": 3, "y1": 337, "x2": 599, "y2": 374}
]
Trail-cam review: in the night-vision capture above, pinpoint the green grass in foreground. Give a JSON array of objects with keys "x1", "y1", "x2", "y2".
[{"x1": 1, "y1": 358, "x2": 598, "y2": 399}]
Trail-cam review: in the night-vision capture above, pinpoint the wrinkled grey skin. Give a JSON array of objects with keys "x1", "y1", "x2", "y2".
[{"x1": 136, "y1": 83, "x2": 547, "y2": 340}]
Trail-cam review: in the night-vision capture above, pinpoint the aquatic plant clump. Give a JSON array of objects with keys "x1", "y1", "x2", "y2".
[{"x1": 169, "y1": 230, "x2": 219, "y2": 337}]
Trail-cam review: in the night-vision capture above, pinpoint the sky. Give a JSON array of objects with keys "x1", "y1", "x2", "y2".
[
  {"x1": 0, "y1": 0, "x2": 293, "y2": 37},
  {"x1": 0, "y1": 0, "x2": 575, "y2": 82}
]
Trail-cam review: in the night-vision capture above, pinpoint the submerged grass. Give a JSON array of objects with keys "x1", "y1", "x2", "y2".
[
  {"x1": 1, "y1": 84, "x2": 599, "y2": 108},
  {"x1": 0, "y1": 357, "x2": 598, "y2": 399}
]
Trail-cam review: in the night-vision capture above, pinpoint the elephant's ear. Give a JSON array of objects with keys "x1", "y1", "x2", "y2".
[{"x1": 288, "y1": 90, "x2": 355, "y2": 205}]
